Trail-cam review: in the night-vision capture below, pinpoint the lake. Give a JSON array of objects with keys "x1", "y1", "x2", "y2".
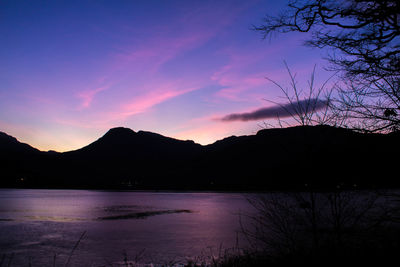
[{"x1": 0, "y1": 189, "x2": 256, "y2": 266}]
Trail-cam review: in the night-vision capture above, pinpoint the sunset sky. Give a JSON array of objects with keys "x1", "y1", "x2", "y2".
[{"x1": 0, "y1": 0, "x2": 333, "y2": 152}]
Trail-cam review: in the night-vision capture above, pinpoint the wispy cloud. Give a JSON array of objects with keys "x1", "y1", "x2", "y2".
[
  {"x1": 56, "y1": 81, "x2": 200, "y2": 130},
  {"x1": 119, "y1": 85, "x2": 197, "y2": 118},
  {"x1": 213, "y1": 72, "x2": 266, "y2": 101},
  {"x1": 113, "y1": 33, "x2": 213, "y2": 75},
  {"x1": 76, "y1": 85, "x2": 108, "y2": 109},
  {"x1": 210, "y1": 49, "x2": 272, "y2": 101},
  {"x1": 112, "y1": 3, "x2": 245, "y2": 76},
  {"x1": 219, "y1": 99, "x2": 329, "y2": 122}
]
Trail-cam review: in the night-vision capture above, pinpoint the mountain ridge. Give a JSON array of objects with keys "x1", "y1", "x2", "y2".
[
  {"x1": 0, "y1": 124, "x2": 384, "y2": 154},
  {"x1": 1, "y1": 125, "x2": 399, "y2": 190},
  {"x1": 0, "y1": 131, "x2": 42, "y2": 154}
]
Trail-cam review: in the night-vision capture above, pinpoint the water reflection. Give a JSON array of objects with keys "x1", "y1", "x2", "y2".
[{"x1": 0, "y1": 189, "x2": 254, "y2": 266}]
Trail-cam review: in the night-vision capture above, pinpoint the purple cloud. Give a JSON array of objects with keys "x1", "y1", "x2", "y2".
[{"x1": 220, "y1": 99, "x2": 329, "y2": 122}]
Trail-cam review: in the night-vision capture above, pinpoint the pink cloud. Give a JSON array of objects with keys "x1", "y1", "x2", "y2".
[
  {"x1": 120, "y1": 85, "x2": 197, "y2": 117},
  {"x1": 210, "y1": 49, "x2": 273, "y2": 101},
  {"x1": 110, "y1": 3, "x2": 248, "y2": 76},
  {"x1": 50, "y1": 2, "x2": 259, "y2": 137},
  {"x1": 112, "y1": 30, "x2": 217, "y2": 76},
  {"x1": 56, "y1": 81, "x2": 200, "y2": 130},
  {"x1": 209, "y1": 40, "x2": 307, "y2": 101},
  {"x1": 76, "y1": 85, "x2": 108, "y2": 109},
  {"x1": 212, "y1": 71, "x2": 267, "y2": 101}
]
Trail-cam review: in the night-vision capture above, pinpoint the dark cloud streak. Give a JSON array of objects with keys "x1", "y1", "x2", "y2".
[{"x1": 220, "y1": 99, "x2": 329, "y2": 122}]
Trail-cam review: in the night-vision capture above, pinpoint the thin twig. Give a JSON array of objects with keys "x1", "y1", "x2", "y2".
[{"x1": 65, "y1": 231, "x2": 86, "y2": 267}]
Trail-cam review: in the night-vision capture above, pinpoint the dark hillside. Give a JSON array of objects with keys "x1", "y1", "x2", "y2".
[
  {"x1": 0, "y1": 132, "x2": 44, "y2": 187},
  {"x1": 1, "y1": 126, "x2": 398, "y2": 190}
]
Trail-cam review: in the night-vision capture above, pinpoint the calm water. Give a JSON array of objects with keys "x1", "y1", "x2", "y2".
[{"x1": 0, "y1": 189, "x2": 256, "y2": 266}]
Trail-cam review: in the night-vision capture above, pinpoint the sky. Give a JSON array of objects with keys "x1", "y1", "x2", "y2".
[{"x1": 0, "y1": 0, "x2": 334, "y2": 152}]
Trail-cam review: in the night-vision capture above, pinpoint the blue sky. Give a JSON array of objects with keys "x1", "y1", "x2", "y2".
[{"x1": 0, "y1": 0, "x2": 333, "y2": 151}]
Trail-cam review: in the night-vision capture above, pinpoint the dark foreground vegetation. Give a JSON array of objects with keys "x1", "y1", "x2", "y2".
[
  {"x1": 177, "y1": 190, "x2": 400, "y2": 267},
  {"x1": 233, "y1": 190, "x2": 400, "y2": 267}
]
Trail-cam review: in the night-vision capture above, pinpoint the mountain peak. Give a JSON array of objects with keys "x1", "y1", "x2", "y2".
[
  {"x1": 107, "y1": 127, "x2": 136, "y2": 133},
  {"x1": 104, "y1": 127, "x2": 136, "y2": 137}
]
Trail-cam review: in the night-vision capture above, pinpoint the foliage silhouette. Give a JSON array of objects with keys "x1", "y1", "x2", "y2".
[
  {"x1": 255, "y1": 0, "x2": 400, "y2": 133},
  {"x1": 241, "y1": 190, "x2": 400, "y2": 266}
]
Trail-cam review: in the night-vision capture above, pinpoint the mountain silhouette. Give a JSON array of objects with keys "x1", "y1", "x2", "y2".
[
  {"x1": 67, "y1": 127, "x2": 202, "y2": 159},
  {"x1": 0, "y1": 131, "x2": 47, "y2": 187},
  {"x1": 0, "y1": 131, "x2": 41, "y2": 154},
  {"x1": 0, "y1": 125, "x2": 399, "y2": 190}
]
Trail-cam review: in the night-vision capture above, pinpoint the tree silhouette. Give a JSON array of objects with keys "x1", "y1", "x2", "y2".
[
  {"x1": 255, "y1": 0, "x2": 400, "y2": 132},
  {"x1": 241, "y1": 190, "x2": 399, "y2": 265},
  {"x1": 262, "y1": 62, "x2": 338, "y2": 128}
]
